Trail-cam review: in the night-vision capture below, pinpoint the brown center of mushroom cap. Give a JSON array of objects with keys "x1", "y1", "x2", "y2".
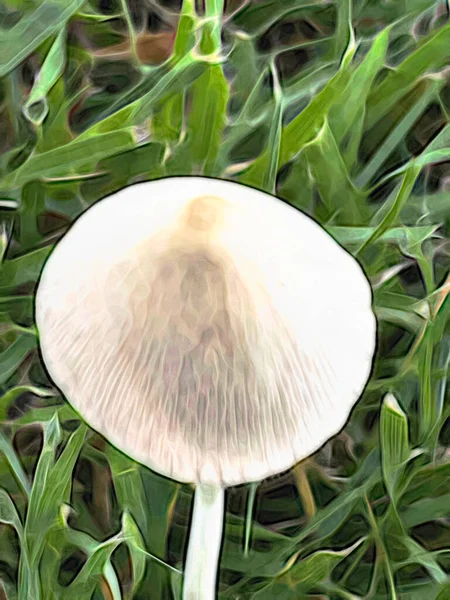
[{"x1": 183, "y1": 195, "x2": 226, "y2": 233}]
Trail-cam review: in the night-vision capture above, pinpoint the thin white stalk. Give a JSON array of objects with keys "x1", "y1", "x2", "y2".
[{"x1": 183, "y1": 484, "x2": 225, "y2": 600}]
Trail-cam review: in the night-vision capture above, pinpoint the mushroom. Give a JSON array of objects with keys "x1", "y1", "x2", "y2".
[{"x1": 35, "y1": 176, "x2": 376, "y2": 599}]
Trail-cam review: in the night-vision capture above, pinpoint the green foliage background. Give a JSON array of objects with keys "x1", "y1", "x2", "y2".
[{"x1": 0, "y1": 0, "x2": 449, "y2": 598}]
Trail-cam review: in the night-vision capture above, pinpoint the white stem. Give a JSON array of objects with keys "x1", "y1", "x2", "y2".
[{"x1": 183, "y1": 484, "x2": 225, "y2": 600}]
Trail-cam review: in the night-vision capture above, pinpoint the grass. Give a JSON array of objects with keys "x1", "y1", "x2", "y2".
[{"x1": 0, "y1": 0, "x2": 449, "y2": 598}]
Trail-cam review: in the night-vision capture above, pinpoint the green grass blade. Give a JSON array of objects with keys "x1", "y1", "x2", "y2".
[
  {"x1": 65, "y1": 535, "x2": 123, "y2": 599},
  {"x1": 279, "y1": 42, "x2": 356, "y2": 166},
  {"x1": 254, "y1": 543, "x2": 362, "y2": 597},
  {"x1": 240, "y1": 40, "x2": 356, "y2": 183},
  {"x1": 0, "y1": 487, "x2": 24, "y2": 538},
  {"x1": 203, "y1": 0, "x2": 225, "y2": 55},
  {"x1": 330, "y1": 27, "x2": 389, "y2": 144},
  {"x1": 277, "y1": 153, "x2": 314, "y2": 213},
  {"x1": 0, "y1": 0, "x2": 84, "y2": 77},
  {"x1": 122, "y1": 512, "x2": 147, "y2": 596},
  {"x1": 244, "y1": 482, "x2": 258, "y2": 557},
  {"x1": 418, "y1": 326, "x2": 438, "y2": 444},
  {"x1": 23, "y1": 28, "x2": 67, "y2": 126},
  {"x1": 24, "y1": 420, "x2": 86, "y2": 563},
  {"x1": 355, "y1": 164, "x2": 421, "y2": 255},
  {"x1": 0, "y1": 433, "x2": 31, "y2": 497},
  {"x1": 61, "y1": 518, "x2": 123, "y2": 600},
  {"x1": 173, "y1": 0, "x2": 197, "y2": 60},
  {"x1": 152, "y1": 94, "x2": 185, "y2": 144},
  {"x1": 333, "y1": 0, "x2": 352, "y2": 61},
  {"x1": 367, "y1": 23, "x2": 450, "y2": 128},
  {"x1": 232, "y1": 0, "x2": 321, "y2": 36},
  {"x1": 18, "y1": 182, "x2": 46, "y2": 250},
  {"x1": 380, "y1": 394, "x2": 410, "y2": 503},
  {"x1": 0, "y1": 335, "x2": 36, "y2": 385},
  {"x1": 132, "y1": 55, "x2": 203, "y2": 125},
  {"x1": 107, "y1": 445, "x2": 149, "y2": 538},
  {"x1": 356, "y1": 79, "x2": 440, "y2": 188},
  {"x1": 243, "y1": 62, "x2": 283, "y2": 192},
  {"x1": 186, "y1": 64, "x2": 229, "y2": 176},
  {"x1": 0, "y1": 131, "x2": 135, "y2": 191},
  {"x1": 303, "y1": 119, "x2": 366, "y2": 223},
  {"x1": 0, "y1": 246, "x2": 53, "y2": 291},
  {"x1": 0, "y1": 385, "x2": 54, "y2": 421}
]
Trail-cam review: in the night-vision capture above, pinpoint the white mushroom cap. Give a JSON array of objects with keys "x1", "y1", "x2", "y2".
[{"x1": 35, "y1": 177, "x2": 376, "y2": 487}]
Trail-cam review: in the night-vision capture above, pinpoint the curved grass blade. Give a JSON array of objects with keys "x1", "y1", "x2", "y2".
[
  {"x1": 303, "y1": 119, "x2": 366, "y2": 223},
  {"x1": 0, "y1": 131, "x2": 134, "y2": 191},
  {"x1": 240, "y1": 39, "x2": 356, "y2": 183},
  {"x1": 241, "y1": 61, "x2": 283, "y2": 191},
  {"x1": 23, "y1": 28, "x2": 67, "y2": 126},
  {"x1": 367, "y1": 23, "x2": 450, "y2": 128},
  {"x1": 355, "y1": 164, "x2": 421, "y2": 255},
  {"x1": 0, "y1": 0, "x2": 84, "y2": 77}
]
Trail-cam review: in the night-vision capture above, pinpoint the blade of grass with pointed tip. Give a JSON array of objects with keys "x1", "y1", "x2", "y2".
[
  {"x1": 63, "y1": 523, "x2": 122, "y2": 600},
  {"x1": 280, "y1": 40, "x2": 356, "y2": 165},
  {"x1": 0, "y1": 0, "x2": 84, "y2": 77},
  {"x1": 399, "y1": 537, "x2": 448, "y2": 585},
  {"x1": 240, "y1": 41, "x2": 356, "y2": 183},
  {"x1": 355, "y1": 164, "x2": 421, "y2": 255},
  {"x1": 107, "y1": 446, "x2": 149, "y2": 541},
  {"x1": 1, "y1": 131, "x2": 135, "y2": 191},
  {"x1": 380, "y1": 394, "x2": 410, "y2": 503},
  {"x1": 23, "y1": 28, "x2": 66, "y2": 126},
  {"x1": 332, "y1": 0, "x2": 352, "y2": 61},
  {"x1": 17, "y1": 415, "x2": 62, "y2": 600},
  {"x1": 327, "y1": 225, "x2": 440, "y2": 248},
  {"x1": 330, "y1": 27, "x2": 389, "y2": 145},
  {"x1": 65, "y1": 535, "x2": 124, "y2": 599},
  {"x1": 152, "y1": 0, "x2": 196, "y2": 144},
  {"x1": 401, "y1": 493, "x2": 450, "y2": 529},
  {"x1": 122, "y1": 512, "x2": 147, "y2": 596},
  {"x1": 303, "y1": 119, "x2": 366, "y2": 223},
  {"x1": 375, "y1": 306, "x2": 424, "y2": 332},
  {"x1": 277, "y1": 153, "x2": 314, "y2": 214},
  {"x1": 173, "y1": 0, "x2": 197, "y2": 60},
  {"x1": 245, "y1": 62, "x2": 283, "y2": 192},
  {"x1": 253, "y1": 544, "x2": 361, "y2": 597},
  {"x1": 204, "y1": 0, "x2": 224, "y2": 54},
  {"x1": 24, "y1": 420, "x2": 86, "y2": 565}
]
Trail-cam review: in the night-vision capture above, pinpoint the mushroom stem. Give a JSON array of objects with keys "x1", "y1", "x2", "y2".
[{"x1": 183, "y1": 484, "x2": 225, "y2": 600}]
